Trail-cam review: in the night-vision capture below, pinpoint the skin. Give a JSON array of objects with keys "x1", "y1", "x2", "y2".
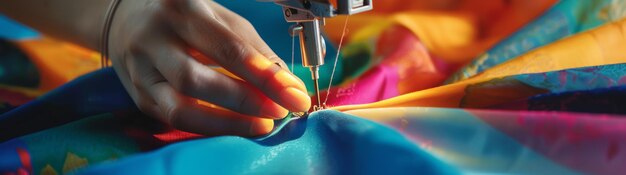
[{"x1": 0, "y1": 0, "x2": 312, "y2": 136}]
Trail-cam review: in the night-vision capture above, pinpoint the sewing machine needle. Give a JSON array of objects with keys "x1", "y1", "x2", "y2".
[
  {"x1": 313, "y1": 78, "x2": 321, "y2": 110},
  {"x1": 310, "y1": 66, "x2": 322, "y2": 110}
]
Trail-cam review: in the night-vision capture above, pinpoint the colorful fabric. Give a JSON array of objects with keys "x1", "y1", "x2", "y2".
[
  {"x1": 345, "y1": 107, "x2": 626, "y2": 175},
  {"x1": 2, "y1": 0, "x2": 626, "y2": 174},
  {"x1": 2, "y1": 69, "x2": 626, "y2": 174},
  {"x1": 333, "y1": 16, "x2": 626, "y2": 111},
  {"x1": 446, "y1": 0, "x2": 626, "y2": 83}
]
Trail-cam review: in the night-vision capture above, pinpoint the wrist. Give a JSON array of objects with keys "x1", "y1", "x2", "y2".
[
  {"x1": 107, "y1": 0, "x2": 160, "y2": 59},
  {"x1": 100, "y1": 0, "x2": 123, "y2": 67}
]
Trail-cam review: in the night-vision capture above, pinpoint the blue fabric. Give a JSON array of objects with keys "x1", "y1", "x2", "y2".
[
  {"x1": 74, "y1": 110, "x2": 458, "y2": 175},
  {"x1": 513, "y1": 63, "x2": 626, "y2": 93},
  {"x1": 0, "y1": 40, "x2": 39, "y2": 88},
  {"x1": 1, "y1": 66, "x2": 621, "y2": 174},
  {"x1": 0, "y1": 68, "x2": 135, "y2": 141},
  {"x1": 527, "y1": 85, "x2": 626, "y2": 114},
  {"x1": 0, "y1": 15, "x2": 39, "y2": 40},
  {"x1": 0, "y1": 68, "x2": 457, "y2": 174},
  {"x1": 0, "y1": 139, "x2": 28, "y2": 172},
  {"x1": 0, "y1": 63, "x2": 623, "y2": 174}
]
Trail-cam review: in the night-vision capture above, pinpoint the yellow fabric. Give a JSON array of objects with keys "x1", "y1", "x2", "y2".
[
  {"x1": 333, "y1": 18, "x2": 626, "y2": 111},
  {"x1": 325, "y1": 0, "x2": 557, "y2": 63},
  {"x1": 326, "y1": 13, "x2": 478, "y2": 63}
]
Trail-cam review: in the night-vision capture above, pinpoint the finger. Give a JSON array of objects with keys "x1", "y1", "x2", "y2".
[
  {"x1": 162, "y1": 2, "x2": 311, "y2": 112},
  {"x1": 207, "y1": 1, "x2": 303, "y2": 87},
  {"x1": 210, "y1": 3, "x2": 306, "y2": 86},
  {"x1": 132, "y1": 41, "x2": 289, "y2": 119},
  {"x1": 146, "y1": 75, "x2": 274, "y2": 136},
  {"x1": 125, "y1": 47, "x2": 275, "y2": 136},
  {"x1": 209, "y1": 2, "x2": 289, "y2": 71},
  {"x1": 111, "y1": 51, "x2": 161, "y2": 117}
]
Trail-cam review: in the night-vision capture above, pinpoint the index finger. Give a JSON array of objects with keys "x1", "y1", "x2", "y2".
[{"x1": 163, "y1": 1, "x2": 311, "y2": 112}]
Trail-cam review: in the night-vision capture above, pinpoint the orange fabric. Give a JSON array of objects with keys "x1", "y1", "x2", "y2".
[
  {"x1": 15, "y1": 37, "x2": 101, "y2": 91},
  {"x1": 325, "y1": 0, "x2": 558, "y2": 63}
]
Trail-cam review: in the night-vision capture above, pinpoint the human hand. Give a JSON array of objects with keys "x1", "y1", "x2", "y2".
[{"x1": 107, "y1": 0, "x2": 310, "y2": 136}]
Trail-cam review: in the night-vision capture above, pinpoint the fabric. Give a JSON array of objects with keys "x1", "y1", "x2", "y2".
[
  {"x1": 0, "y1": 15, "x2": 39, "y2": 40},
  {"x1": 345, "y1": 107, "x2": 626, "y2": 175},
  {"x1": 333, "y1": 17, "x2": 626, "y2": 111},
  {"x1": 2, "y1": 0, "x2": 626, "y2": 174},
  {"x1": 74, "y1": 110, "x2": 458, "y2": 175},
  {"x1": 446, "y1": 0, "x2": 626, "y2": 83}
]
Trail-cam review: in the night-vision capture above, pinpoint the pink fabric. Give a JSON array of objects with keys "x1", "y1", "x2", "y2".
[{"x1": 316, "y1": 25, "x2": 455, "y2": 107}]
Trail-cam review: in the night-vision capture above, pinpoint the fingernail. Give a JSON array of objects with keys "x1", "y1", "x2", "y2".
[
  {"x1": 249, "y1": 119, "x2": 274, "y2": 136},
  {"x1": 274, "y1": 61, "x2": 292, "y2": 73},
  {"x1": 279, "y1": 87, "x2": 311, "y2": 112},
  {"x1": 260, "y1": 99, "x2": 289, "y2": 119}
]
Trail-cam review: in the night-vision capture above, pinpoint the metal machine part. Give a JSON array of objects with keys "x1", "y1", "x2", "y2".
[
  {"x1": 290, "y1": 19, "x2": 325, "y2": 110},
  {"x1": 277, "y1": 0, "x2": 373, "y2": 111},
  {"x1": 291, "y1": 111, "x2": 308, "y2": 118}
]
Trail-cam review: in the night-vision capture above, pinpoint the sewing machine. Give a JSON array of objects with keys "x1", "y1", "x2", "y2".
[{"x1": 273, "y1": 0, "x2": 372, "y2": 111}]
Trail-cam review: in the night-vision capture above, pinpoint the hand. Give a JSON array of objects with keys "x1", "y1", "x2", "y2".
[{"x1": 107, "y1": 0, "x2": 311, "y2": 136}]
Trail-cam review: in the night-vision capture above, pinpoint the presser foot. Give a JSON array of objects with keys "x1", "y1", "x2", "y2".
[
  {"x1": 291, "y1": 111, "x2": 308, "y2": 118},
  {"x1": 290, "y1": 104, "x2": 326, "y2": 118},
  {"x1": 312, "y1": 103, "x2": 326, "y2": 111}
]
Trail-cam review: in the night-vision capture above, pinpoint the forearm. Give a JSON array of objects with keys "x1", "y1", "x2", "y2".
[{"x1": 0, "y1": 0, "x2": 113, "y2": 50}]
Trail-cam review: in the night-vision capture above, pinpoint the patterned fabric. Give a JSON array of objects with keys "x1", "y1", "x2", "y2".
[{"x1": 446, "y1": 0, "x2": 626, "y2": 83}]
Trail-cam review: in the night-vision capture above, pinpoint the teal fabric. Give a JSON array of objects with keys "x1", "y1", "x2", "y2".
[
  {"x1": 514, "y1": 63, "x2": 626, "y2": 93},
  {"x1": 74, "y1": 110, "x2": 458, "y2": 175},
  {"x1": 0, "y1": 40, "x2": 39, "y2": 88}
]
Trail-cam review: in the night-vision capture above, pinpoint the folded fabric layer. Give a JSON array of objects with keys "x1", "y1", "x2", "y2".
[
  {"x1": 0, "y1": 68, "x2": 135, "y2": 142},
  {"x1": 346, "y1": 107, "x2": 626, "y2": 175},
  {"x1": 460, "y1": 63, "x2": 626, "y2": 109},
  {"x1": 6, "y1": 99, "x2": 623, "y2": 174},
  {"x1": 447, "y1": 0, "x2": 626, "y2": 83},
  {"x1": 496, "y1": 85, "x2": 626, "y2": 114},
  {"x1": 73, "y1": 110, "x2": 458, "y2": 175},
  {"x1": 332, "y1": 61, "x2": 626, "y2": 113},
  {"x1": 334, "y1": 18, "x2": 626, "y2": 111},
  {"x1": 0, "y1": 113, "x2": 142, "y2": 174}
]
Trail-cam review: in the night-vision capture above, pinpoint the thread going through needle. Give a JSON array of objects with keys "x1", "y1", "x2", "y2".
[{"x1": 323, "y1": 16, "x2": 350, "y2": 106}]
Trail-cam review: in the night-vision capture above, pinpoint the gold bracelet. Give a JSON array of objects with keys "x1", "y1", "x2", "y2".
[{"x1": 100, "y1": 0, "x2": 122, "y2": 68}]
